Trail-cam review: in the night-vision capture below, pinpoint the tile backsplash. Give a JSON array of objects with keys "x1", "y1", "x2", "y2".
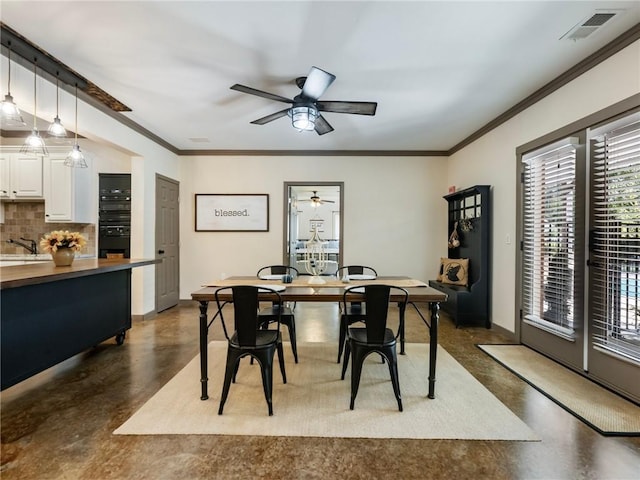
[{"x1": 0, "y1": 202, "x2": 96, "y2": 255}]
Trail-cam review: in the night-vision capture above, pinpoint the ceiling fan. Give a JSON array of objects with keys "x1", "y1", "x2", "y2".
[
  {"x1": 300, "y1": 191, "x2": 336, "y2": 206},
  {"x1": 230, "y1": 66, "x2": 377, "y2": 135}
]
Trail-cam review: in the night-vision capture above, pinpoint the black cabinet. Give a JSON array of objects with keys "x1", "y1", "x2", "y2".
[{"x1": 429, "y1": 185, "x2": 491, "y2": 327}]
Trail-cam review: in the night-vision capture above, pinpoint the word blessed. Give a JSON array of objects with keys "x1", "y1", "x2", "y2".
[{"x1": 214, "y1": 208, "x2": 250, "y2": 217}]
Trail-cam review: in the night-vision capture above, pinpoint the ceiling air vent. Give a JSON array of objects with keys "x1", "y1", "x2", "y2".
[{"x1": 560, "y1": 11, "x2": 620, "y2": 41}]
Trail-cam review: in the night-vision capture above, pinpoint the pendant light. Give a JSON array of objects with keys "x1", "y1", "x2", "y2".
[
  {"x1": 21, "y1": 59, "x2": 48, "y2": 156},
  {"x1": 47, "y1": 73, "x2": 67, "y2": 138},
  {"x1": 1, "y1": 42, "x2": 25, "y2": 126},
  {"x1": 64, "y1": 84, "x2": 87, "y2": 168}
]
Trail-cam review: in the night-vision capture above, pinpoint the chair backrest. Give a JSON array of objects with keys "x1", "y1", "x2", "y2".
[
  {"x1": 336, "y1": 265, "x2": 377, "y2": 278},
  {"x1": 215, "y1": 285, "x2": 282, "y2": 346},
  {"x1": 343, "y1": 285, "x2": 408, "y2": 344},
  {"x1": 257, "y1": 265, "x2": 299, "y2": 279}
]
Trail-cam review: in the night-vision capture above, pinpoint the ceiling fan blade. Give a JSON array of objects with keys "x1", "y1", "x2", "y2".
[
  {"x1": 314, "y1": 115, "x2": 334, "y2": 135},
  {"x1": 316, "y1": 101, "x2": 377, "y2": 116},
  {"x1": 321, "y1": 199, "x2": 335, "y2": 204},
  {"x1": 301, "y1": 66, "x2": 336, "y2": 100},
  {"x1": 250, "y1": 108, "x2": 290, "y2": 125},
  {"x1": 230, "y1": 84, "x2": 293, "y2": 104}
]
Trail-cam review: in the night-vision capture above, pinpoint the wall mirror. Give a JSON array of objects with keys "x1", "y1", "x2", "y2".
[{"x1": 283, "y1": 182, "x2": 344, "y2": 276}]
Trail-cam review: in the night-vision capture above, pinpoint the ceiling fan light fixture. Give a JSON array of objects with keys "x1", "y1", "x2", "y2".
[{"x1": 289, "y1": 105, "x2": 318, "y2": 131}]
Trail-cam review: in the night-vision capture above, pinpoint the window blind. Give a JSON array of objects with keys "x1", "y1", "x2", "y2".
[
  {"x1": 590, "y1": 120, "x2": 640, "y2": 363},
  {"x1": 522, "y1": 141, "x2": 577, "y2": 337}
]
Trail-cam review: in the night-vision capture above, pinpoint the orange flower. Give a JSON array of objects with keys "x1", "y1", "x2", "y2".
[{"x1": 40, "y1": 230, "x2": 87, "y2": 253}]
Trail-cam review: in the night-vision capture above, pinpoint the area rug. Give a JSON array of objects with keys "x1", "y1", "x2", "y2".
[
  {"x1": 114, "y1": 342, "x2": 538, "y2": 440},
  {"x1": 478, "y1": 344, "x2": 640, "y2": 436}
]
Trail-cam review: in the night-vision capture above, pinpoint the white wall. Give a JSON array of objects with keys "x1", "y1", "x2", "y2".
[
  {"x1": 179, "y1": 155, "x2": 448, "y2": 297},
  {"x1": 447, "y1": 40, "x2": 640, "y2": 333}
]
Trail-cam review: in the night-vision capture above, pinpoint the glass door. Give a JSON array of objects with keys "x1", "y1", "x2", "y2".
[
  {"x1": 519, "y1": 136, "x2": 586, "y2": 370},
  {"x1": 586, "y1": 113, "x2": 640, "y2": 402},
  {"x1": 518, "y1": 111, "x2": 640, "y2": 403}
]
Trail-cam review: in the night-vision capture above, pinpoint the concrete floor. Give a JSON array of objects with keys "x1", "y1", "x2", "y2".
[{"x1": 1, "y1": 301, "x2": 639, "y2": 479}]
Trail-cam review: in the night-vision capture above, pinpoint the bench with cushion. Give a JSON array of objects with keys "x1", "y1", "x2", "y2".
[{"x1": 429, "y1": 257, "x2": 489, "y2": 328}]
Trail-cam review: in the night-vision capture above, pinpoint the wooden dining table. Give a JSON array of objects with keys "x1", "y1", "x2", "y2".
[{"x1": 190, "y1": 275, "x2": 447, "y2": 401}]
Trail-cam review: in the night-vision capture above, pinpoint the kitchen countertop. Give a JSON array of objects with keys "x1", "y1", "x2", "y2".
[
  {"x1": 0, "y1": 254, "x2": 95, "y2": 267},
  {"x1": 0, "y1": 258, "x2": 159, "y2": 289},
  {"x1": 0, "y1": 254, "x2": 95, "y2": 261}
]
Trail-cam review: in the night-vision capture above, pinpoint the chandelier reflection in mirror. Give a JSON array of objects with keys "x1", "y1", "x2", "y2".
[{"x1": 303, "y1": 226, "x2": 329, "y2": 284}]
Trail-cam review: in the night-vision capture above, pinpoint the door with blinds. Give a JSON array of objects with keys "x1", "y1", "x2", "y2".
[
  {"x1": 519, "y1": 111, "x2": 640, "y2": 403},
  {"x1": 587, "y1": 114, "x2": 640, "y2": 402},
  {"x1": 520, "y1": 136, "x2": 586, "y2": 369}
]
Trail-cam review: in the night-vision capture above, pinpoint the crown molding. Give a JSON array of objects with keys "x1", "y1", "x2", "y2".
[{"x1": 176, "y1": 149, "x2": 448, "y2": 156}]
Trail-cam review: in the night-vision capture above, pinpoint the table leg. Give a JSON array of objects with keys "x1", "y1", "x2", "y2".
[
  {"x1": 198, "y1": 301, "x2": 209, "y2": 400},
  {"x1": 428, "y1": 301, "x2": 440, "y2": 399}
]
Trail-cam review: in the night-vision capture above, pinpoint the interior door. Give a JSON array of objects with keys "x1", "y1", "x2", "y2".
[{"x1": 155, "y1": 174, "x2": 180, "y2": 312}]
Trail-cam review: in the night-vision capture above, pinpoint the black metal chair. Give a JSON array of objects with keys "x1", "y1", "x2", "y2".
[
  {"x1": 257, "y1": 265, "x2": 299, "y2": 363},
  {"x1": 215, "y1": 285, "x2": 287, "y2": 416},
  {"x1": 335, "y1": 265, "x2": 378, "y2": 363},
  {"x1": 340, "y1": 284, "x2": 408, "y2": 411}
]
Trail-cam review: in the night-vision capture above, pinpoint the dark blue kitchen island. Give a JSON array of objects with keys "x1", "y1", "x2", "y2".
[{"x1": 0, "y1": 258, "x2": 158, "y2": 390}]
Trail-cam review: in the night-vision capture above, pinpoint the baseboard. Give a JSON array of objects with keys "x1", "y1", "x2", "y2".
[
  {"x1": 490, "y1": 322, "x2": 516, "y2": 341},
  {"x1": 132, "y1": 310, "x2": 157, "y2": 322}
]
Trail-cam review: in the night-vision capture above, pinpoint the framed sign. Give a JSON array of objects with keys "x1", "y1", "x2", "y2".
[{"x1": 195, "y1": 194, "x2": 269, "y2": 231}]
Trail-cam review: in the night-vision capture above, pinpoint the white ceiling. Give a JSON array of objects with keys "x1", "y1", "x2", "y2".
[{"x1": 1, "y1": 1, "x2": 639, "y2": 153}]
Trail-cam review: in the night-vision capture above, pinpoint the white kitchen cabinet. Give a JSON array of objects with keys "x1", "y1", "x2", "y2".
[
  {"x1": 0, "y1": 150, "x2": 43, "y2": 199},
  {"x1": 43, "y1": 153, "x2": 94, "y2": 223}
]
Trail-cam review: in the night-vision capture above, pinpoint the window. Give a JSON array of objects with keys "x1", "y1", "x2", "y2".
[{"x1": 521, "y1": 139, "x2": 581, "y2": 338}]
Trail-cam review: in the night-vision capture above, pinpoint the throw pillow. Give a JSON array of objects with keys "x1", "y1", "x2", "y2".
[{"x1": 441, "y1": 258, "x2": 469, "y2": 286}]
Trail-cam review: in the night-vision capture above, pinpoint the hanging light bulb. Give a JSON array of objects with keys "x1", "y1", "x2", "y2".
[
  {"x1": 48, "y1": 73, "x2": 67, "y2": 138},
  {"x1": 64, "y1": 84, "x2": 87, "y2": 168},
  {"x1": 1, "y1": 42, "x2": 25, "y2": 126},
  {"x1": 21, "y1": 59, "x2": 48, "y2": 156}
]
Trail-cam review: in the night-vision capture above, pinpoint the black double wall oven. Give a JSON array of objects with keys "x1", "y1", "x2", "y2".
[{"x1": 98, "y1": 174, "x2": 131, "y2": 259}]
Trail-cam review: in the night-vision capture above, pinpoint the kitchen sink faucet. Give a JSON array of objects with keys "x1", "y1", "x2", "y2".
[{"x1": 6, "y1": 237, "x2": 38, "y2": 255}]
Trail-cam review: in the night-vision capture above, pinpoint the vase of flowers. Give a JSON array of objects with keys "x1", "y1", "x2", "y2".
[{"x1": 40, "y1": 230, "x2": 87, "y2": 267}]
